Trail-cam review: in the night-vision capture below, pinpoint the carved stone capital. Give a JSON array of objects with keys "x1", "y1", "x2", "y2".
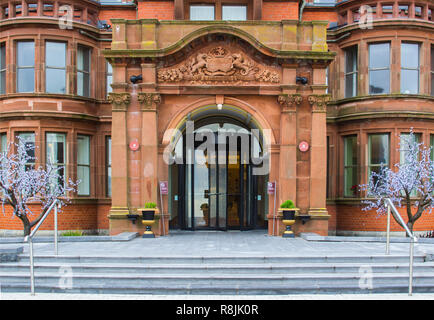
[
  {"x1": 277, "y1": 94, "x2": 302, "y2": 112},
  {"x1": 307, "y1": 94, "x2": 331, "y2": 113},
  {"x1": 108, "y1": 92, "x2": 131, "y2": 111},
  {"x1": 137, "y1": 92, "x2": 161, "y2": 111}
]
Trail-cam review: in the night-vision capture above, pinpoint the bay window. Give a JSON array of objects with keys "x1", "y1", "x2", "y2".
[
  {"x1": 77, "y1": 45, "x2": 91, "y2": 97},
  {"x1": 106, "y1": 136, "x2": 111, "y2": 197},
  {"x1": 45, "y1": 41, "x2": 67, "y2": 94},
  {"x1": 77, "y1": 135, "x2": 90, "y2": 196},
  {"x1": 344, "y1": 45, "x2": 358, "y2": 98},
  {"x1": 369, "y1": 43, "x2": 390, "y2": 94},
  {"x1": 46, "y1": 133, "x2": 66, "y2": 188},
  {"x1": 401, "y1": 43, "x2": 419, "y2": 94},
  {"x1": 343, "y1": 135, "x2": 358, "y2": 197},
  {"x1": 368, "y1": 133, "x2": 389, "y2": 183},
  {"x1": 0, "y1": 43, "x2": 5, "y2": 94},
  {"x1": 16, "y1": 41, "x2": 35, "y2": 93}
]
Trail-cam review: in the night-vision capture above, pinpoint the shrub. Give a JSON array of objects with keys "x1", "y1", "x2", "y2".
[
  {"x1": 280, "y1": 200, "x2": 296, "y2": 209},
  {"x1": 144, "y1": 202, "x2": 157, "y2": 209}
]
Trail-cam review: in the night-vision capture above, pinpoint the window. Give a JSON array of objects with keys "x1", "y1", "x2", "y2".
[
  {"x1": 0, "y1": 43, "x2": 5, "y2": 94},
  {"x1": 401, "y1": 43, "x2": 419, "y2": 94},
  {"x1": 344, "y1": 45, "x2": 358, "y2": 98},
  {"x1": 344, "y1": 135, "x2": 358, "y2": 197},
  {"x1": 45, "y1": 41, "x2": 67, "y2": 94},
  {"x1": 0, "y1": 133, "x2": 7, "y2": 152},
  {"x1": 369, "y1": 43, "x2": 390, "y2": 94},
  {"x1": 222, "y1": 5, "x2": 246, "y2": 20},
  {"x1": 106, "y1": 62, "x2": 112, "y2": 96},
  {"x1": 400, "y1": 133, "x2": 421, "y2": 197},
  {"x1": 368, "y1": 133, "x2": 389, "y2": 183},
  {"x1": 77, "y1": 45, "x2": 91, "y2": 97},
  {"x1": 16, "y1": 41, "x2": 35, "y2": 93},
  {"x1": 106, "y1": 136, "x2": 111, "y2": 197},
  {"x1": 431, "y1": 46, "x2": 434, "y2": 96},
  {"x1": 46, "y1": 133, "x2": 66, "y2": 188},
  {"x1": 77, "y1": 135, "x2": 90, "y2": 196},
  {"x1": 190, "y1": 5, "x2": 215, "y2": 20},
  {"x1": 16, "y1": 132, "x2": 35, "y2": 169}
]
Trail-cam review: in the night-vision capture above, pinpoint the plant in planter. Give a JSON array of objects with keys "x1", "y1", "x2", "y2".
[
  {"x1": 278, "y1": 200, "x2": 299, "y2": 238},
  {"x1": 140, "y1": 202, "x2": 157, "y2": 238}
]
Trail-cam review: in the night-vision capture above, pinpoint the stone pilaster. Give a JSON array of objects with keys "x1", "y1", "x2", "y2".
[
  {"x1": 108, "y1": 92, "x2": 131, "y2": 217},
  {"x1": 307, "y1": 94, "x2": 330, "y2": 221}
]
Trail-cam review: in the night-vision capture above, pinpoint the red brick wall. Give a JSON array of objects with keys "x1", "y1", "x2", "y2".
[
  {"x1": 137, "y1": 1, "x2": 174, "y2": 20},
  {"x1": 0, "y1": 204, "x2": 110, "y2": 232},
  {"x1": 262, "y1": 2, "x2": 299, "y2": 20},
  {"x1": 99, "y1": 9, "x2": 137, "y2": 22},
  {"x1": 302, "y1": 10, "x2": 338, "y2": 26},
  {"x1": 328, "y1": 204, "x2": 434, "y2": 233}
]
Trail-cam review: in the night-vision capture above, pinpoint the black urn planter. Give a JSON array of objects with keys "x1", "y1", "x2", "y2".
[
  {"x1": 280, "y1": 208, "x2": 299, "y2": 238},
  {"x1": 140, "y1": 209, "x2": 156, "y2": 238}
]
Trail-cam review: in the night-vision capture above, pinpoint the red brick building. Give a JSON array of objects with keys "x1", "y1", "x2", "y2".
[{"x1": 0, "y1": 0, "x2": 433, "y2": 237}]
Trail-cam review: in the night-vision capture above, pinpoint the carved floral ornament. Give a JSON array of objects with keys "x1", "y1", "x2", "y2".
[
  {"x1": 138, "y1": 93, "x2": 161, "y2": 110},
  {"x1": 108, "y1": 92, "x2": 131, "y2": 111},
  {"x1": 157, "y1": 47, "x2": 280, "y2": 85},
  {"x1": 308, "y1": 94, "x2": 331, "y2": 113},
  {"x1": 277, "y1": 94, "x2": 303, "y2": 108}
]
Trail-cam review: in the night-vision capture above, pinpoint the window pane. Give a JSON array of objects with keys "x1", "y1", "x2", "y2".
[
  {"x1": 369, "y1": 134, "x2": 389, "y2": 165},
  {"x1": 345, "y1": 46, "x2": 357, "y2": 73},
  {"x1": 77, "y1": 71, "x2": 90, "y2": 97},
  {"x1": 401, "y1": 43, "x2": 419, "y2": 69},
  {"x1": 0, "y1": 133, "x2": 6, "y2": 152},
  {"x1": 190, "y1": 5, "x2": 215, "y2": 20},
  {"x1": 17, "y1": 132, "x2": 35, "y2": 160},
  {"x1": 46, "y1": 42, "x2": 66, "y2": 68},
  {"x1": 401, "y1": 69, "x2": 419, "y2": 94},
  {"x1": 344, "y1": 136, "x2": 357, "y2": 166},
  {"x1": 46, "y1": 133, "x2": 66, "y2": 164},
  {"x1": 77, "y1": 166, "x2": 90, "y2": 195},
  {"x1": 345, "y1": 73, "x2": 357, "y2": 98},
  {"x1": 0, "y1": 44, "x2": 5, "y2": 94},
  {"x1": 369, "y1": 69, "x2": 389, "y2": 94},
  {"x1": 344, "y1": 167, "x2": 357, "y2": 197},
  {"x1": 46, "y1": 68, "x2": 66, "y2": 94},
  {"x1": 77, "y1": 46, "x2": 90, "y2": 71},
  {"x1": 77, "y1": 135, "x2": 90, "y2": 165},
  {"x1": 106, "y1": 136, "x2": 111, "y2": 197},
  {"x1": 17, "y1": 68, "x2": 35, "y2": 92},
  {"x1": 369, "y1": 43, "x2": 390, "y2": 69},
  {"x1": 222, "y1": 5, "x2": 247, "y2": 20},
  {"x1": 17, "y1": 41, "x2": 34, "y2": 67},
  {"x1": 344, "y1": 136, "x2": 358, "y2": 197}
]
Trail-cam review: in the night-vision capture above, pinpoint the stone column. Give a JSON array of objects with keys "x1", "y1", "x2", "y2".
[{"x1": 108, "y1": 92, "x2": 131, "y2": 218}]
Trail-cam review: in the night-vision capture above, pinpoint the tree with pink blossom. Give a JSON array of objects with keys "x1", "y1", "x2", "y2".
[
  {"x1": 0, "y1": 137, "x2": 77, "y2": 236},
  {"x1": 361, "y1": 129, "x2": 434, "y2": 234}
]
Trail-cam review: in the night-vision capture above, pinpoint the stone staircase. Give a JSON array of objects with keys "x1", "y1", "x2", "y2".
[{"x1": 1, "y1": 254, "x2": 434, "y2": 294}]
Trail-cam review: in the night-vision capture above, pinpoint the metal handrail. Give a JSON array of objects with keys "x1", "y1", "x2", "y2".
[
  {"x1": 384, "y1": 198, "x2": 418, "y2": 296},
  {"x1": 23, "y1": 200, "x2": 60, "y2": 296}
]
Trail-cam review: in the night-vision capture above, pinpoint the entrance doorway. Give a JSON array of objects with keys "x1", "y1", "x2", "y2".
[{"x1": 169, "y1": 115, "x2": 268, "y2": 231}]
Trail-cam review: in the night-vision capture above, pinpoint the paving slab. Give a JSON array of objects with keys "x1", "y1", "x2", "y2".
[{"x1": 2, "y1": 230, "x2": 433, "y2": 258}]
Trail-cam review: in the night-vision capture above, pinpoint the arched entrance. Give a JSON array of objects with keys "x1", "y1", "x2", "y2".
[{"x1": 167, "y1": 104, "x2": 269, "y2": 231}]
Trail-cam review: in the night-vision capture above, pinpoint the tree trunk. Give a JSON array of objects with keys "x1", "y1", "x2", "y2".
[{"x1": 17, "y1": 213, "x2": 31, "y2": 237}]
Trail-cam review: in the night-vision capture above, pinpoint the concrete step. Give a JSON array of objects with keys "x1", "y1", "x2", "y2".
[
  {"x1": 0, "y1": 262, "x2": 433, "y2": 274},
  {"x1": 1, "y1": 271, "x2": 434, "y2": 286},
  {"x1": 15, "y1": 254, "x2": 427, "y2": 265}
]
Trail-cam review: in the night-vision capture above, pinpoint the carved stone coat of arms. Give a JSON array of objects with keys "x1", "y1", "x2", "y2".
[{"x1": 157, "y1": 46, "x2": 280, "y2": 85}]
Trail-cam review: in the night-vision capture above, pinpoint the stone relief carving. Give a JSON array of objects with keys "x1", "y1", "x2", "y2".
[
  {"x1": 108, "y1": 92, "x2": 131, "y2": 111},
  {"x1": 157, "y1": 47, "x2": 280, "y2": 85},
  {"x1": 308, "y1": 94, "x2": 331, "y2": 113},
  {"x1": 138, "y1": 93, "x2": 161, "y2": 111}
]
